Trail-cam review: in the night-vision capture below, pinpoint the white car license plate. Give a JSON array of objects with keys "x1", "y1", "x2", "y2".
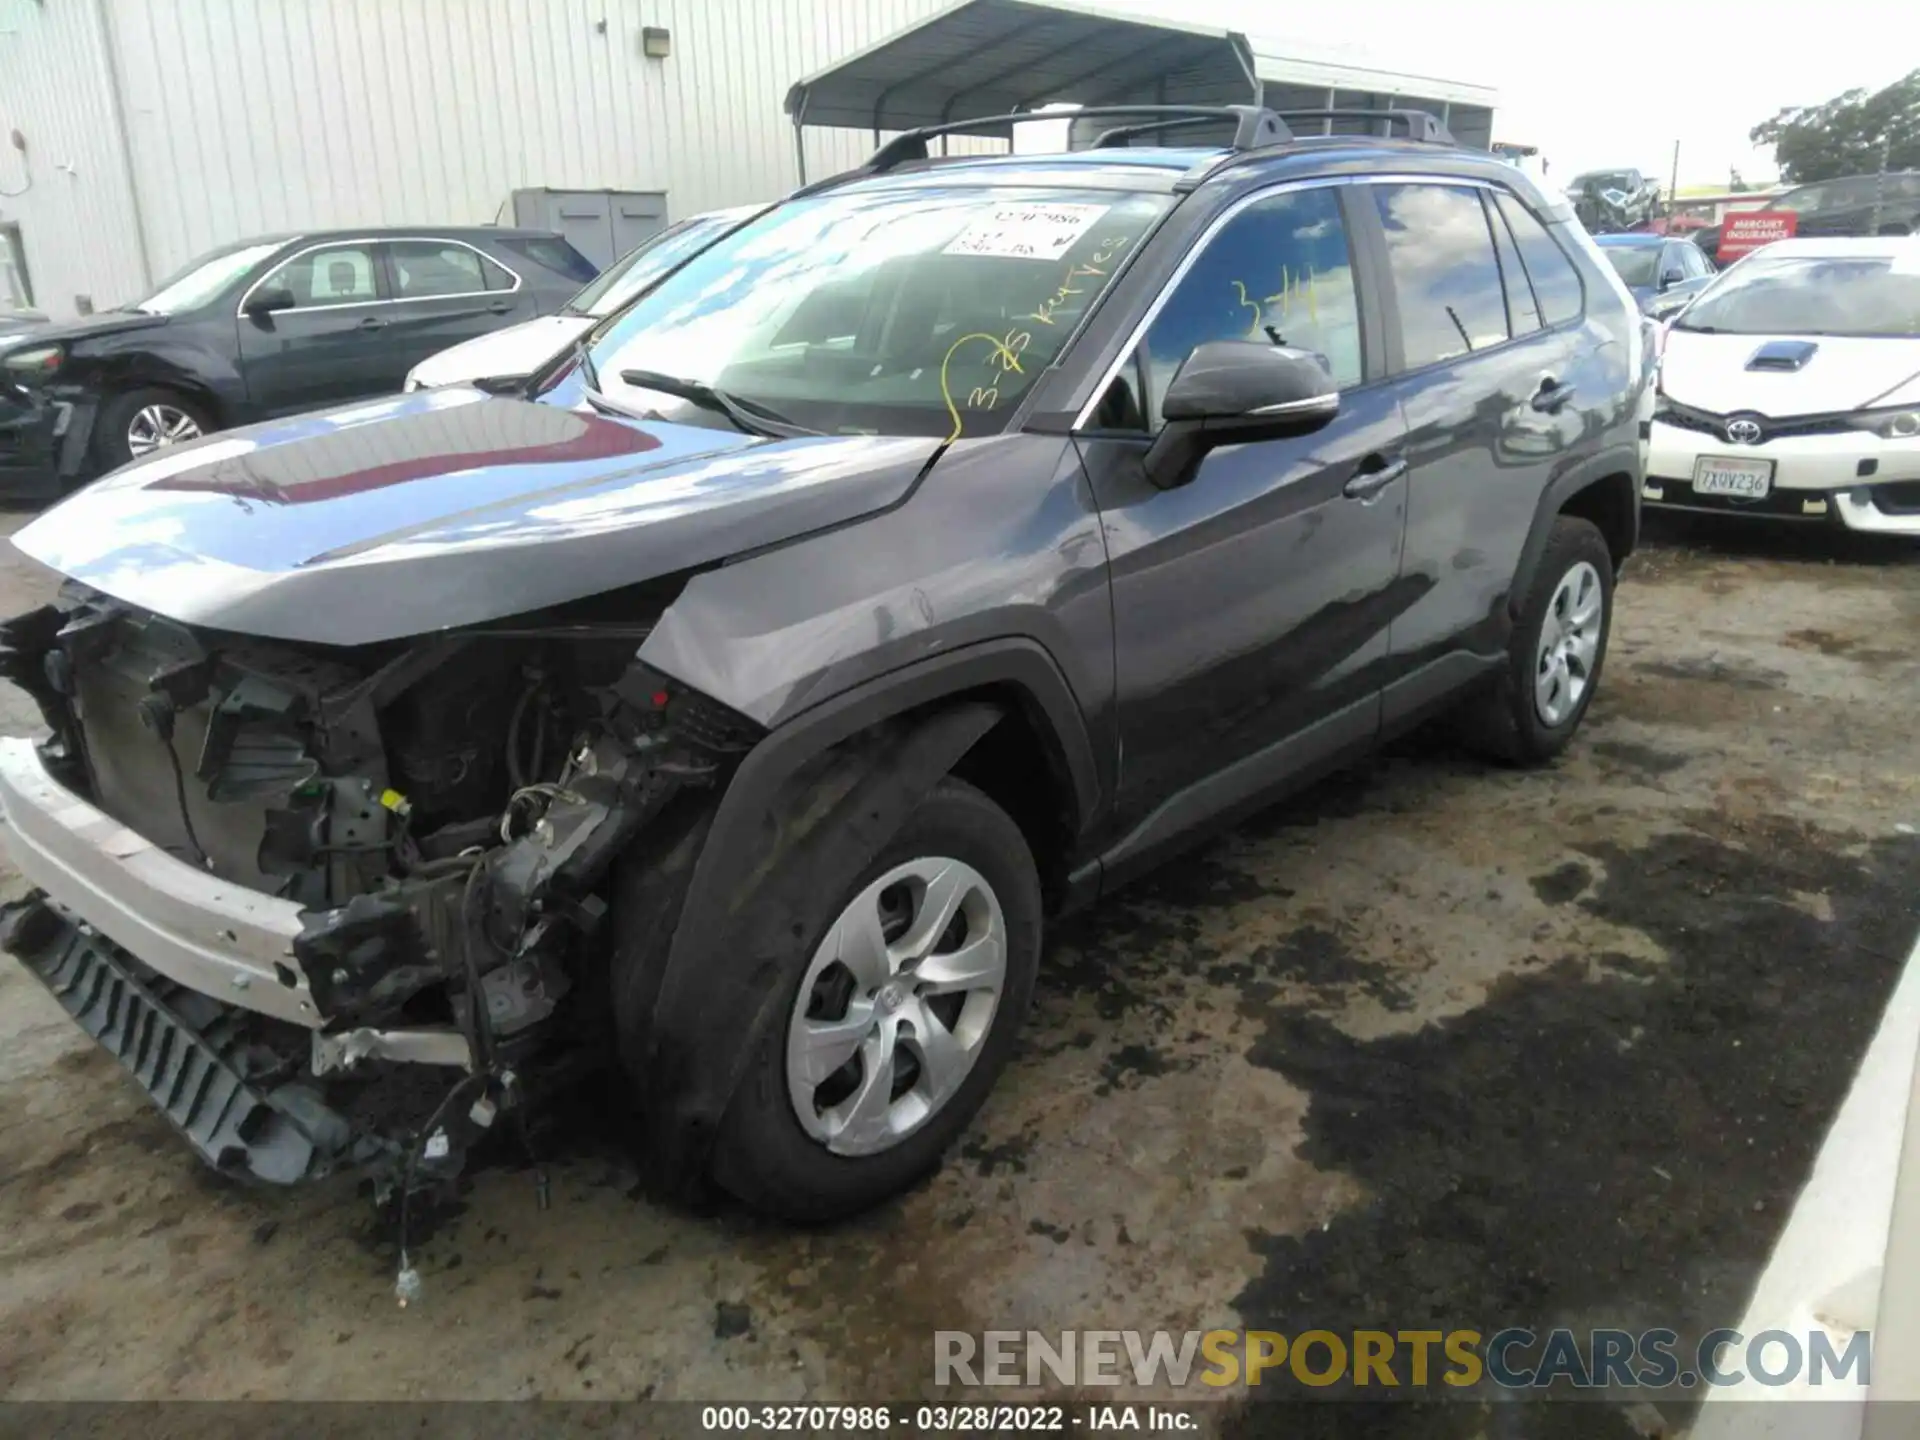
[{"x1": 1693, "y1": 456, "x2": 1774, "y2": 498}]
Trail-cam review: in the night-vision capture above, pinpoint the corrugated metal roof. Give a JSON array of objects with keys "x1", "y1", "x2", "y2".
[
  {"x1": 786, "y1": 0, "x2": 1249, "y2": 134},
  {"x1": 786, "y1": 0, "x2": 1498, "y2": 146}
]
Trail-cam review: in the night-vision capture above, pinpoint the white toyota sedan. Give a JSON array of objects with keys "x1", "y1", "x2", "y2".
[
  {"x1": 1644, "y1": 237, "x2": 1920, "y2": 534},
  {"x1": 403, "y1": 204, "x2": 763, "y2": 391}
]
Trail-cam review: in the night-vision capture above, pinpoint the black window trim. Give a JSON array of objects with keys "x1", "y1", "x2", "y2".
[
  {"x1": 1484, "y1": 192, "x2": 1545, "y2": 336},
  {"x1": 1070, "y1": 175, "x2": 1380, "y2": 435},
  {"x1": 234, "y1": 235, "x2": 522, "y2": 318},
  {"x1": 1490, "y1": 186, "x2": 1588, "y2": 330}
]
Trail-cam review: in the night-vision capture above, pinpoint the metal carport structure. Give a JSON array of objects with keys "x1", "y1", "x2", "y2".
[{"x1": 784, "y1": 0, "x2": 1499, "y2": 181}]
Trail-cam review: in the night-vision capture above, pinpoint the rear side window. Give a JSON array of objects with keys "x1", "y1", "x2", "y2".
[
  {"x1": 386, "y1": 241, "x2": 501, "y2": 299},
  {"x1": 1486, "y1": 195, "x2": 1542, "y2": 335},
  {"x1": 1371, "y1": 183, "x2": 1509, "y2": 368},
  {"x1": 1493, "y1": 193, "x2": 1584, "y2": 326},
  {"x1": 496, "y1": 236, "x2": 599, "y2": 284}
]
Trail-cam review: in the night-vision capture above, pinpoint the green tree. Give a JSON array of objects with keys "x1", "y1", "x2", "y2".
[{"x1": 1750, "y1": 68, "x2": 1920, "y2": 182}]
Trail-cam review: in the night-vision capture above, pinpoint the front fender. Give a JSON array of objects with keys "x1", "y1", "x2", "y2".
[{"x1": 628, "y1": 698, "x2": 1004, "y2": 1182}]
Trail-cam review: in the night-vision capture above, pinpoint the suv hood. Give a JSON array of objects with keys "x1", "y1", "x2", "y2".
[
  {"x1": 14, "y1": 388, "x2": 939, "y2": 645},
  {"x1": 1660, "y1": 331, "x2": 1920, "y2": 416}
]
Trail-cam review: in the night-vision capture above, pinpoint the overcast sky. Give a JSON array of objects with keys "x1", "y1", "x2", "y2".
[{"x1": 1084, "y1": 0, "x2": 1910, "y2": 189}]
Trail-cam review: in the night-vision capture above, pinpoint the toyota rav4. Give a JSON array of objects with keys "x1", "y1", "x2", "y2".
[{"x1": 0, "y1": 107, "x2": 1645, "y2": 1230}]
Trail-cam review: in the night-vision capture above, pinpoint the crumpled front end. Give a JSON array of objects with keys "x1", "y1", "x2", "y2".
[{"x1": 0, "y1": 583, "x2": 759, "y2": 1188}]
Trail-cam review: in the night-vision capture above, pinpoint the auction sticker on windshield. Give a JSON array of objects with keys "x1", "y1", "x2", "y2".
[
  {"x1": 1694, "y1": 456, "x2": 1773, "y2": 497},
  {"x1": 943, "y1": 202, "x2": 1112, "y2": 261}
]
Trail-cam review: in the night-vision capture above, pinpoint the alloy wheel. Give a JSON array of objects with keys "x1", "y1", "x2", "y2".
[
  {"x1": 126, "y1": 404, "x2": 203, "y2": 457},
  {"x1": 1534, "y1": 559, "x2": 1604, "y2": 727},
  {"x1": 785, "y1": 856, "x2": 1007, "y2": 1157}
]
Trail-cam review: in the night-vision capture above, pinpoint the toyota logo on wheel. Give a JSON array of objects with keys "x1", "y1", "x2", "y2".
[{"x1": 1725, "y1": 418, "x2": 1764, "y2": 445}]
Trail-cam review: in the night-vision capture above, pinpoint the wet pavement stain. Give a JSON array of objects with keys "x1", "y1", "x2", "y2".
[
  {"x1": 1222, "y1": 819, "x2": 1920, "y2": 1438},
  {"x1": 1590, "y1": 740, "x2": 1690, "y2": 778},
  {"x1": 1529, "y1": 861, "x2": 1593, "y2": 906}
]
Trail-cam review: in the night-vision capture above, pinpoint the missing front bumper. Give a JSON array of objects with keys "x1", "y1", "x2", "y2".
[{"x1": 0, "y1": 896, "x2": 398, "y2": 1184}]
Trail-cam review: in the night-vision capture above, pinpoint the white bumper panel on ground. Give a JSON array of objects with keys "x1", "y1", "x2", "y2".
[{"x1": 0, "y1": 737, "x2": 320, "y2": 1027}]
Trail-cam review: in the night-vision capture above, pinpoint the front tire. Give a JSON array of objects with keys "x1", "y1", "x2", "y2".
[
  {"x1": 94, "y1": 387, "x2": 213, "y2": 472},
  {"x1": 711, "y1": 778, "x2": 1041, "y2": 1222},
  {"x1": 1457, "y1": 515, "x2": 1615, "y2": 764}
]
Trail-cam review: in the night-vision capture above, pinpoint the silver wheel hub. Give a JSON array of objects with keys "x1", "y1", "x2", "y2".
[
  {"x1": 1534, "y1": 559, "x2": 1604, "y2": 727},
  {"x1": 126, "y1": 403, "x2": 203, "y2": 457},
  {"x1": 786, "y1": 856, "x2": 1007, "y2": 1157}
]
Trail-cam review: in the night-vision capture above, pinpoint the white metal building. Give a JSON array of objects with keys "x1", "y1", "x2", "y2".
[{"x1": 0, "y1": 0, "x2": 1495, "y2": 322}]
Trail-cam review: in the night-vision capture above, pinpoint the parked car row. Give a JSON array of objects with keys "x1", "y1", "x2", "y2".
[
  {"x1": 0, "y1": 209, "x2": 771, "y2": 499},
  {"x1": 0, "y1": 104, "x2": 1655, "y2": 1232},
  {"x1": 0, "y1": 227, "x2": 598, "y2": 496}
]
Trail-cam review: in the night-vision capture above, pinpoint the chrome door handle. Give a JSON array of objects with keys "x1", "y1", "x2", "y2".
[
  {"x1": 1531, "y1": 376, "x2": 1575, "y2": 413},
  {"x1": 1344, "y1": 456, "x2": 1407, "y2": 501}
]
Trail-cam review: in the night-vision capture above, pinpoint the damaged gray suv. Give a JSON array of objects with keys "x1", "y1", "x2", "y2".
[{"x1": 0, "y1": 107, "x2": 1646, "y2": 1225}]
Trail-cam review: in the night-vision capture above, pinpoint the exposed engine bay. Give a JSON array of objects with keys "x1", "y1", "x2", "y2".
[{"x1": 0, "y1": 579, "x2": 759, "y2": 1212}]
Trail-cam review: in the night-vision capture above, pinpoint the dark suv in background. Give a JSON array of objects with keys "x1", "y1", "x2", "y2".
[
  {"x1": 0, "y1": 106, "x2": 1646, "y2": 1237},
  {"x1": 0, "y1": 226, "x2": 596, "y2": 496},
  {"x1": 1695, "y1": 170, "x2": 1920, "y2": 263}
]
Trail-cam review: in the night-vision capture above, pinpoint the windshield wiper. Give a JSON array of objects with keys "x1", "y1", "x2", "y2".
[
  {"x1": 617, "y1": 368, "x2": 817, "y2": 438},
  {"x1": 572, "y1": 336, "x2": 603, "y2": 392}
]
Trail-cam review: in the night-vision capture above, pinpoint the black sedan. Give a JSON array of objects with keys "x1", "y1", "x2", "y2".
[
  {"x1": 0, "y1": 227, "x2": 596, "y2": 497},
  {"x1": 1592, "y1": 232, "x2": 1715, "y2": 319}
]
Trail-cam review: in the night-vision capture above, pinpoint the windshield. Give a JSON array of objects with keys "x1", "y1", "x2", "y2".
[
  {"x1": 1602, "y1": 246, "x2": 1662, "y2": 287},
  {"x1": 133, "y1": 241, "x2": 286, "y2": 315},
  {"x1": 578, "y1": 186, "x2": 1173, "y2": 438},
  {"x1": 1677, "y1": 254, "x2": 1920, "y2": 337},
  {"x1": 564, "y1": 212, "x2": 748, "y2": 318}
]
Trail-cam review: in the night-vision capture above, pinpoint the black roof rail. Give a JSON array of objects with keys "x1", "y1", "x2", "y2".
[
  {"x1": 801, "y1": 105, "x2": 1291, "y2": 193},
  {"x1": 1088, "y1": 110, "x2": 1290, "y2": 150},
  {"x1": 1270, "y1": 107, "x2": 1457, "y2": 145}
]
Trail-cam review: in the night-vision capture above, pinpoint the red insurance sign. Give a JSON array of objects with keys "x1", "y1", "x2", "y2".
[{"x1": 1718, "y1": 211, "x2": 1798, "y2": 260}]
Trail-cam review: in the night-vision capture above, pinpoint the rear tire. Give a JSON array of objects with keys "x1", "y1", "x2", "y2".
[
  {"x1": 711, "y1": 778, "x2": 1041, "y2": 1223},
  {"x1": 1456, "y1": 515, "x2": 1615, "y2": 765},
  {"x1": 94, "y1": 387, "x2": 214, "y2": 472}
]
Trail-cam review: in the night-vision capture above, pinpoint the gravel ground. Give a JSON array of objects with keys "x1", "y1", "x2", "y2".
[{"x1": 1, "y1": 507, "x2": 1916, "y2": 1437}]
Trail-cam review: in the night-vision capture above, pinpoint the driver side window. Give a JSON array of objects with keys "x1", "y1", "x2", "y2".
[
  {"x1": 1124, "y1": 187, "x2": 1363, "y2": 431},
  {"x1": 261, "y1": 244, "x2": 381, "y2": 308}
]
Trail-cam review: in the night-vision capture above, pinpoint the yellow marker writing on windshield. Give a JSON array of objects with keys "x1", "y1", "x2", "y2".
[{"x1": 939, "y1": 330, "x2": 1027, "y2": 444}]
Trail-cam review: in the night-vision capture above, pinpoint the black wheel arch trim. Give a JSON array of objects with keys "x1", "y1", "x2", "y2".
[
  {"x1": 633, "y1": 637, "x2": 1101, "y2": 1178},
  {"x1": 1509, "y1": 442, "x2": 1641, "y2": 621}
]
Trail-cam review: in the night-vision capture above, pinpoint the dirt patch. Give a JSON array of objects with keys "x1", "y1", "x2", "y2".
[{"x1": 1225, "y1": 818, "x2": 1920, "y2": 1436}]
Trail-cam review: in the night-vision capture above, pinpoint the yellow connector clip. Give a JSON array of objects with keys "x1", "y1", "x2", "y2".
[{"x1": 378, "y1": 788, "x2": 412, "y2": 819}]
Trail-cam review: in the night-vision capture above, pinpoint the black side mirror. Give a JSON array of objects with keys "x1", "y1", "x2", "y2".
[
  {"x1": 243, "y1": 285, "x2": 297, "y2": 317},
  {"x1": 1144, "y1": 340, "x2": 1338, "y2": 489},
  {"x1": 1658, "y1": 269, "x2": 1685, "y2": 291}
]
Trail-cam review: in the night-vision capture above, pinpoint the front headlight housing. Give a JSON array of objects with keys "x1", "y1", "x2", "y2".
[
  {"x1": 2, "y1": 343, "x2": 63, "y2": 377},
  {"x1": 1847, "y1": 406, "x2": 1920, "y2": 440}
]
